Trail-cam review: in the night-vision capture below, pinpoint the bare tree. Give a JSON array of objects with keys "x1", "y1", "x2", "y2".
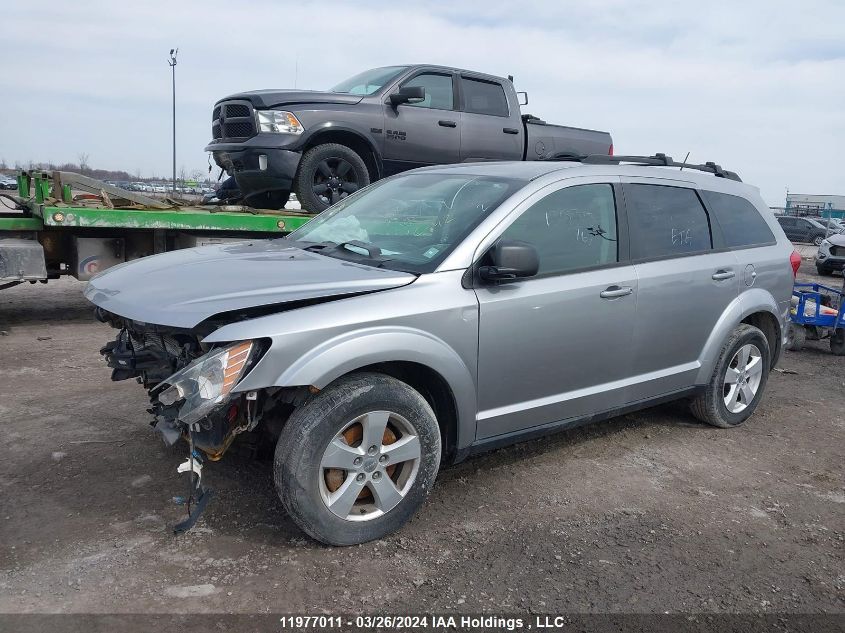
[{"x1": 77, "y1": 153, "x2": 90, "y2": 173}]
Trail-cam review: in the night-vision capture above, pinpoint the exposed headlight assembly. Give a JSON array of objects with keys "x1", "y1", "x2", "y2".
[
  {"x1": 256, "y1": 110, "x2": 304, "y2": 134},
  {"x1": 157, "y1": 341, "x2": 254, "y2": 425}
]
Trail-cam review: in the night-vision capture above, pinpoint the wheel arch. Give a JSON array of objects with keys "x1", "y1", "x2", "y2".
[
  {"x1": 352, "y1": 361, "x2": 459, "y2": 464},
  {"x1": 695, "y1": 290, "x2": 784, "y2": 383},
  {"x1": 740, "y1": 310, "x2": 781, "y2": 369},
  {"x1": 269, "y1": 327, "x2": 476, "y2": 461},
  {"x1": 300, "y1": 126, "x2": 382, "y2": 181}
]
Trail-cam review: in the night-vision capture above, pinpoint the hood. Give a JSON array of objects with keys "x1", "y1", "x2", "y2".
[
  {"x1": 218, "y1": 89, "x2": 364, "y2": 109},
  {"x1": 826, "y1": 233, "x2": 845, "y2": 247},
  {"x1": 84, "y1": 240, "x2": 416, "y2": 329}
]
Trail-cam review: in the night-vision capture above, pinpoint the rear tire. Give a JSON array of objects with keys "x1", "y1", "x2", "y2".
[
  {"x1": 293, "y1": 143, "x2": 370, "y2": 213},
  {"x1": 813, "y1": 235, "x2": 824, "y2": 246},
  {"x1": 273, "y1": 372, "x2": 441, "y2": 545},
  {"x1": 690, "y1": 324, "x2": 771, "y2": 428}
]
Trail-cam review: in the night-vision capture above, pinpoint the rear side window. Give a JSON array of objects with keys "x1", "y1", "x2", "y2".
[
  {"x1": 461, "y1": 78, "x2": 509, "y2": 117},
  {"x1": 700, "y1": 190, "x2": 776, "y2": 248},
  {"x1": 625, "y1": 184, "x2": 712, "y2": 260}
]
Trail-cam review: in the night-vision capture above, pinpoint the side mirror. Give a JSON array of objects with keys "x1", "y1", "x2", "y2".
[
  {"x1": 479, "y1": 239, "x2": 539, "y2": 282},
  {"x1": 389, "y1": 85, "x2": 425, "y2": 106}
]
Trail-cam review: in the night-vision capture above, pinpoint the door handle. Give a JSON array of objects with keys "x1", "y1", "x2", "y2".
[
  {"x1": 711, "y1": 270, "x2": 736, "y2": 280},
  {"x1": 503, "y1": 127, "x2": 520, "y2": 134},
  {"x1": 438, "y1": 120, "x2": 457, "y2": 128},
  {"x1": 600, "y1": 285, "x2": 633, "y2": 299}
]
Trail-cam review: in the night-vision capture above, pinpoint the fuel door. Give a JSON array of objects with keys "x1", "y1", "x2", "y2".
[{"x1": 744, "y1": 263, "x2": 757, "y2": 287}]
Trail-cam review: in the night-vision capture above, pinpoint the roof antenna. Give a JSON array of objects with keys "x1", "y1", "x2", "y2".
[{"x1": 679, "y1": 151, "x2": 690, "y2": 171}]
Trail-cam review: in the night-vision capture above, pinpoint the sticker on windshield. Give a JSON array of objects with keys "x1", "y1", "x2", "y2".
[{"x1": 423, "y1": 246, "x2": 440, "y2": 259}]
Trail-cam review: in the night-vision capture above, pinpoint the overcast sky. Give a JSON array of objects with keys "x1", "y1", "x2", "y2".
[{"x1": 1, "y1": 0, "x2": 843, "y2": 205}]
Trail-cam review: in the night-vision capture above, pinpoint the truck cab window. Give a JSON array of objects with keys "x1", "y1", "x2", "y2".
[
  {"x1": 401, "y1": 73, "x2": 454, "y2": 110},
  {"x1": 461, "y1": 78, "x2": 509, "y2": 117}
]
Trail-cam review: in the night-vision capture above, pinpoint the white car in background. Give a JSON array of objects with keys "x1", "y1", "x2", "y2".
[{"x1": 816, "y1": 233, "x2": 845, "y2": 276}]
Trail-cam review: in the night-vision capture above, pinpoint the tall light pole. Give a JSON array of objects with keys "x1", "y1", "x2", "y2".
[{"x1": 168, "y1": 48, "x2": 178, "y2": 193}]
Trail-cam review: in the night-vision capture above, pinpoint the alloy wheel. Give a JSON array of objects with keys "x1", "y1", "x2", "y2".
[
  {"x1": 319, "y1": 411, "x2": 421, "y2": 521},
  {"x1": 723, "y1": 343, "x2": 763, "y2": 413},
  {"x1": 311, "y1": 157, "x2": 361, "y2": 206}
]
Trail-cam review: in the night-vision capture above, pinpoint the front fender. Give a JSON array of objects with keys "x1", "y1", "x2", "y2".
[
  {"x1": 695, "y1": 288, "x2": 783, "y2": 384},
  {"x1": 233, "y1": 325, "x2": 478, "y2": 450}
]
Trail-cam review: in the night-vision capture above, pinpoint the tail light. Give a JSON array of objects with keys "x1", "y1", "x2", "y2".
[
  {"x1": 789, "y1": 250, "x2": 801, "y2": 277},
  {"x1": 608, "y1": 143, "x2": 614, "y2": 156}
]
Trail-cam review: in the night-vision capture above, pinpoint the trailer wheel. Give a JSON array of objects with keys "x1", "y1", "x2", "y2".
[
  {"x1": 831, "y1": 329, "x2": 845, "y2": 356},
  {"x1": 785, "y1": 323, "x2": 805, "y2": 351},
  {"x1": 294, "y1": 143, "x2": 369, "y2": 213}
]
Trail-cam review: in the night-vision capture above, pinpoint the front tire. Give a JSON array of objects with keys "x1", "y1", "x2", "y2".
[
  {"x1": 293, "y1": 143, "x2": 370, "y2": 213},
  {"x1": 274, "y1": 372, "x2": 441, "y2": 545},
  {"x1": 690, "y1": 324, "x2": 771, "y2": 428}
]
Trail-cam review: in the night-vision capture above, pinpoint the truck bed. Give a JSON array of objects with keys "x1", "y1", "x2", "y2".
[{"x1": 524, "y1": 116, "x2": 612, "y2": 160}]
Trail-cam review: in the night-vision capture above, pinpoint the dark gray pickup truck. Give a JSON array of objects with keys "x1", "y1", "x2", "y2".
[{"x1": 205, "y1": 64, "x2": 613, "y2": 211}]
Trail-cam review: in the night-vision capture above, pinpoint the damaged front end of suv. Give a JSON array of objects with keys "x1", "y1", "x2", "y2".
[
  {"x1": 85, "y1": 236, "x2": 418, "y2": 533},
  {"x1": 97, "y1": 312, "x2": 272, "y2": 531}
]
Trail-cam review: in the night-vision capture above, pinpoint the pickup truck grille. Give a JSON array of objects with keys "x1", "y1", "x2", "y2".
[
  {"x1": 211, "y1": 100, "x2": 256, "y2": 141},
  {"x1": 831, "y1": 245, "x2": 844, "y2": 257}
]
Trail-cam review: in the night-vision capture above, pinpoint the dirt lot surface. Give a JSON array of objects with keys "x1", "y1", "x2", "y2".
[{"x1": 0, "y1": 271, "x2": 843, "y2": 617}]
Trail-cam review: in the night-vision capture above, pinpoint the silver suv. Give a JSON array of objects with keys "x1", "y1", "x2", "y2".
[{"x1": 87, "y1": 155, "x2": 797, "y2": 545}]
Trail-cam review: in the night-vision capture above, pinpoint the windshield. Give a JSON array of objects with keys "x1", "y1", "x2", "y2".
[
  {"x1": 330, "y1": 66, "x2": 408, "y2": 95},
  {"x1": 287, "y1": 173, "x2": 526, "y2": 273}
]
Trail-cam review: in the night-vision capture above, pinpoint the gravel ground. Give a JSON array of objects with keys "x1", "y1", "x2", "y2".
[{"x1": 0, "y1": 270, "x2": 843, "y2": 617}]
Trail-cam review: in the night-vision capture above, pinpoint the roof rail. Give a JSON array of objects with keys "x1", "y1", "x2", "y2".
[{"x1": 546, "y1": 152, "x2": 742, "y2": 182}]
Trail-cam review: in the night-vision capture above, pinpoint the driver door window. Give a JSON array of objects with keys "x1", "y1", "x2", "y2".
[
  {"x1": 498, "y1": 184, "x2": 618, "y2": 275},
  {"x1": 383, "y1": 72, "x2": 459, "y2": 170},
  {"x1": 400, "y1": 73, "x2": 454, "y2": 110}
]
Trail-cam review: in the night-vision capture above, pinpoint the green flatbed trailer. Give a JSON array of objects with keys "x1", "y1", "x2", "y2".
[{"x1": 0, "y1": 170, "x2": 316, "y2": 289}]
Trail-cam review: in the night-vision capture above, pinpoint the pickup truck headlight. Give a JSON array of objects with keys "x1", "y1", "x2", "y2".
[
  {"x1": 157, "y1": 341, "x2": 254, "y2": 425},
  {"x1": 255, "y1": 110, "x2": 304, "y2": 134}
]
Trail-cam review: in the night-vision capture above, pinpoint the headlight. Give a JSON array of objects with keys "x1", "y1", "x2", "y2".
[
  {"x1": 255, "y1": 110, "x2": 304, "y2": 134},
  {"x1": 820, "y1": 239, "x2": 831, "y2": 248},
  {"x1": 157, "y1": 340, "x2": 254, "y2": 425}
]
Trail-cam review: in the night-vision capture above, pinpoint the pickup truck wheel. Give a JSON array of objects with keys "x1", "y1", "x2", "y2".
[
  {"x1": 689, "y1": 324, "x2": 771, "y2": 428},
  {"x1": 273, "y1": 372, "x2": 441, "y2": 545},
  {"x1": 294, "y1": 143, "x2": 370, "y2": 213}
]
